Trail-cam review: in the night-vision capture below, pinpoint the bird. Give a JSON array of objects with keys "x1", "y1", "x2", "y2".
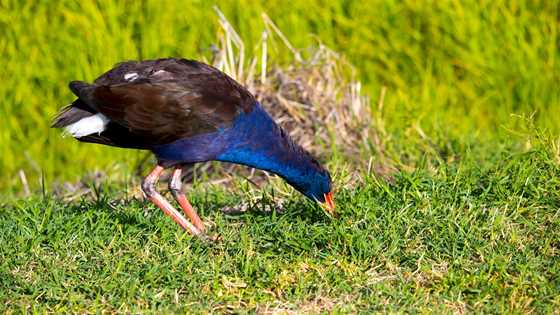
[{"x1": 52, "y1": 58, "x2": 334, "y2": 236}]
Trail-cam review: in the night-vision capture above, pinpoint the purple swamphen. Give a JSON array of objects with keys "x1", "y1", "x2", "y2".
[{"x1": 52, "y1": 58, "x2": 334, "y2": 236}]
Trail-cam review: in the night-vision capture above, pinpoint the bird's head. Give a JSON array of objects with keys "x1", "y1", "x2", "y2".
[
  {"x1": 287, "y1": 157, "x2": 335, "y2": 215},
  {"x1": 308, "y1": 169, "x2": 335, "y2": 215}
]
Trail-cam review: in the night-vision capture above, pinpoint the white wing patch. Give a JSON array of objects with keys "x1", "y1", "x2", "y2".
[
  {"x1": 153, "y1": 70, "x2": 167, "y2": 76},
  {"x1": 64, "y1": 113, "x2": 109, "y2": 138},
  {"x1": 152, "y1": 69, "x2": 173, "y2": 79},
  {"x1": 124, "y1": 72, "x2": 139, "y2": 81}
]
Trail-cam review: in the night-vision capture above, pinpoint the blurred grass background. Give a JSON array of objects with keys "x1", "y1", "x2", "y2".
[{"x1": 0, "y1": 0, "x2": 558, "y2": 194}]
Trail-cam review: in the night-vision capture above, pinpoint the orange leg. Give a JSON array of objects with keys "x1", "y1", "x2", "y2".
[
  {"x1": 169, "y1": 166, "x2": 205, "y2": 232},
  {"x1": 141, "y1": 165, "x2": 201, "y2": 236}
]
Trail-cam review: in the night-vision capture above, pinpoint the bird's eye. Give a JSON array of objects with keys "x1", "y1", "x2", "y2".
[{"x1": 310, "y1": 158, "x2": 319, "y2": 166}]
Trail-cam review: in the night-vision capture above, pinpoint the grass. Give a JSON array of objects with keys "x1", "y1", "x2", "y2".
[
  {"x1": 2, "y1": 140, "x2": 559, "y2": 313},
  {"x1": 1, "y1": 0, "x2": 559, "y2": 313}
]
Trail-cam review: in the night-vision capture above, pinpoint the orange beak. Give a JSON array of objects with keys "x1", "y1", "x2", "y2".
[{"x1": 321, "y1": 191, "x2": 335, "y2": 215}]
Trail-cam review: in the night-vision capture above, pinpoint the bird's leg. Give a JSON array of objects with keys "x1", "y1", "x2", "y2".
[
  {"x1": 141, "y1": 165, "x2": 201, "y2": 236},
  {"x1": 169, "y1": 166, "x2": 205, "y2": 232}
]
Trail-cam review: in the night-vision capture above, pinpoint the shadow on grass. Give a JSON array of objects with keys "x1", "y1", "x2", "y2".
[
  {"x1": 44, "y1": 193, "x2": 332, "y2": 232},
  {"x1": 220, "y1": 197, "x2": 333, "y2": 224}
]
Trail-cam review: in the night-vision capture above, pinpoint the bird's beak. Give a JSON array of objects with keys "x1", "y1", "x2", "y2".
[{"x1": 321, "y1": 191, "x2": 335, "y2": 215}]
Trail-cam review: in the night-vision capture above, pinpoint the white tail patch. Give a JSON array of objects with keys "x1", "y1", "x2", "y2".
[{"x1": 64, "y1": 113, "x2": 109, "y2": 138}]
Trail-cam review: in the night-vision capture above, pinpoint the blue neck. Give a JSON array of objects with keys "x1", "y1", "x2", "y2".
[
  {"x1": 153, "y1": 103, "x2": 323, "y2": 194},
  {"x1": 216, "y1": 104, "x2": 317, "y2": 188}
]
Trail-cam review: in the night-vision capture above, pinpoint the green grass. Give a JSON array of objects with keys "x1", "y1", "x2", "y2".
[
  {"x1": 1, "y1": 0, "x2": 559, "y2": 312},
  {"x1": 2, "y1": 141, "x2": 559, "y2": 313}
]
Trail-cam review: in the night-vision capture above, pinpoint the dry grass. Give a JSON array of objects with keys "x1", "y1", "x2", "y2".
[
  {"x1": 213, "y1": 8, "x2": 374, "y2": 163},
  {"x1": 175, "y1": 9, "x2": 383, "y2": 196},
  {"x1": 255, "y1": 295, "x2": 356, "y2": 314}
]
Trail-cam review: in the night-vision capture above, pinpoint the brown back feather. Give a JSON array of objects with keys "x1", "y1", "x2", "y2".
[{"x1": 76, "y1": 58, "x2": 255, "y2": 146}]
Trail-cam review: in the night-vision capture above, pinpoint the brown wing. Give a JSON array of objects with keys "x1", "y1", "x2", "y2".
[{"x1": 74, "y1": 59, "x2": 255, "y2": 145}]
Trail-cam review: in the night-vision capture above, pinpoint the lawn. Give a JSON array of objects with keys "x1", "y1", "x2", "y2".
[
  {"x1": 1, "y1": 0, "x2": 559, "y2": 313},
  {"x1": 2, "y1": 141, "x2": 559, "y2": 313}
]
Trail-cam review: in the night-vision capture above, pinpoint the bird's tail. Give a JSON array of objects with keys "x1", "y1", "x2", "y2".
[{"x1": 51, "y1": 99, "x2": 96, "y2": 128}]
